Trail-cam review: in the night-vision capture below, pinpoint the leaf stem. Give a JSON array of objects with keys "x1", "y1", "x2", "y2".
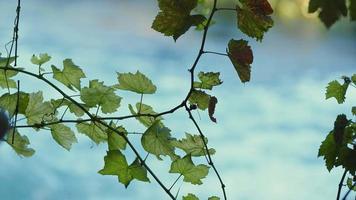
[{"x1": 337, "y1": 170, "x2": 347, "y2": 200}]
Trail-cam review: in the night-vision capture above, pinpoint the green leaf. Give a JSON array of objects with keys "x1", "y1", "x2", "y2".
[
  {"x1": 51, "y1": 59, "x2": 86, "y2": 91},
  {"x1": 141, "y1": 120, "x2": 177, "y2": 160},
  {"x1": 80, "y1": 80, "x2": 121, "y2": 114},
  {"x1": 227, "y1": 39, "x2": 253, "y2": 83},
  {"x1": 193, "y1": 72, "x2": 222, "y2": 90},
  {"x1": 325, "y1": 80, "x2": 349, "y2": 104},
  {"x1": 49, "y1": 124, "x2": 77, "y2": 151},
  {"x1": 31, "y1": 53, "x2": 51, "y2": 66},
  {"x1": 183, "y1": 193, "x2": 199, "y2": 200},
  {"x1": 169, "y1": 154, "x2": 209, "y2": 185},
  {"x1": 116, "y1": 71, "x2": 157, "y2": 94},
  {"x1": 6, "y1": 130, "x2": 35, "y2": 157},
  {"x1": 308, "y1": 0, "x2": 347, "y2": 28},
  {"x1": 208, "y1": 196, "x2": 220, "y2": 200},
  {"x1": 25, "y1": 92, "x2": 54, "y2": 125},
  {"x1": 347, "y1": 178, "x2": 356, "y2": 191},
  {"x1": 98, "y1": 150, "x2": 149, "y2": 187},
  {"x1": 0, "y1": 56, "x2": 16, "y2": 67},
  {"x1": 351, "y1": 0, "x2": 356, "y2": 20},
  {"x1": 171, "y1": 133, "x2": 215, "y2": 157},
  {"x1": 152, "y1": 0, "x2": 206, "y2": 41},
  {"x1": 352, "y1": 107, "x2": 356, "y2": 116},
  {"x1": 107, "y1": 122, "x2": 127, "y2": 150},
  {"x1": 188, "y1": 89, "x2": 210, "y2": 110},
  {"x1": 51, "y1": 99, "x2": 87, "y2": 117},
  {"x1": 0, "y1": 92, "x2": 29, "y2": 117},
  {"x1": 76, "y1": 122, "x2": 107, "y2": 144},
  {"x1": 237, "y1": 0, "x2": 274, "y2": 41},
  {"x1": 128, "y1": 103, "x2": 163, "y2": 127},
  {"x1": 208, "y1": 96, "x2": 218, "y2": 123},
  {"x1": 351, "y1": 74, "x2": 356, "y2": 84},
  {"x1": 318, "y1": 132, "x2": 337, "y2": 171},
  {"x1": 0, "y1": 69, "x2": 18, "y2": 89}
]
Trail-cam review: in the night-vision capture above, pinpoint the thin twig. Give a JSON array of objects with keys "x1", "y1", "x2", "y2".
[
  {"x1": 337, "y1": 170, "x2": 348, "y2": 200},
  {"x1": 11, "y1": 80, "x2": 20, "y2": 144}
]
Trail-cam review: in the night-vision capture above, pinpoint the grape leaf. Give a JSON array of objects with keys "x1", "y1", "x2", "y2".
[
  {"x1": 351, "y1": 74, "x2": 356, "y2": 84},
  {"x1": 152, "y1": 0, "x2": 206, "y2": 41},
  {"x1": 208, "y1": 196, "x2": 220, "y2": 200},
  {"x1": 325, "y1": 80, "x2": 349, "y2": 104},
  {"x1": 31, "y1": 53, "x2": 51, "y2": 66},
  {"x1": 141, "y1": 120, "x2": 177, "y2": 160},
  {"x1": 6, "y1": 130, "x2": 35, "y2": 157},
  {"x1": 80, "y1": 80, "x2": 121, "y2": 114},
  {"x1": 347, "y1": 178, "x2": 356, "y2": 191},
  {"x1": 51, "y1": 59, "x2": 86, "y2": 91},
  {"x1": 308, "y1": 0, "x2": 347, "y2": 28},
  {"x1": 171, "y1": 133, "x2": 215, "y2": 157},
  {"x1": 0, "y1": 56, "x2": 16, "y2": 67},
  {"x1": 188, "y1": 89, "x2": 210, "y2": 110},
  {"x1": 227, "y1": 39, "x2": 253, "y2": 83},
  {"x1": 76, "y1": 122, "x2": 107, "y2": 144},
  {"x1": 51, "y1": 99, "x2": 88, "y2": 117},
  {"x1": 193, "y1": 72, "x2": 222, "y2": 90},
  {"x1": 169, "y1": 154, "x2": 209, "y2": 185},
  {"x1": 208, "y1": 96, "x2": 218, "y2": 123},
  {"x1": 107, "y1": 122, "x2": 127, "y2": 150},
  {"x1": 128, "y1": 103, "x2": 163, "y2": 127},
  {"x1": 333, "y1": 114, "x2": 349, "y2": 145},
  {"x1": 318, "y1": 132, "x2": 337, "y2": 171},
  {"x1": 237, "y1": 0, "x2": 274, "y2": 41},
  {"x1": 99, "y1": 150, "x2": 149, "y2": 187},
  {"x1": 116, "y1": 71, "x2": 157, "y2": 94},
  {"x1": 49, "y1": 124, "x2": 77, "y2": 151},
  {"x1": 0, "y1": 92, "x2": 29, "y2": 117},
  {"x1": 351, "y1": 0, "x2": 356, "y2": 20},
  {"x1": 25, "y1": 92, "x2": 54, "y2": 125},
  {"x1": 0, "y1": 69, "x2": 18, "y2": 89},
  {"x1": 183, "y1": 193, "x2": 199, "y2": 200}
]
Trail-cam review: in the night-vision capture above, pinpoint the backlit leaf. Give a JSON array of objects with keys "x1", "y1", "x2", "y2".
[
  {"x1": 208, "y1": 196, "x2": 220, "y2": 200},
  {"x1": 99, "y1": 150, "x2": 149, "y2": 187},
  {"x1": 49, "y1": 124, "x2": 77, "y2": 151},
  {"x1": 107, "y1": 122, "x2": 127, "y2": 150},
  {"x1": 25, "y1": 91, "x2": 53, "y2": 125},
  {"x1": 152, "y1": 0, "x2": 206, "y2": 41},
  {"x1": 169, "y1": 154, "x2": 209, "y2": 185},
  {"x1": 188, "y1": 89, "x2": 210, "y2": 110},
  {"x1": 76, "y1": 122, "x2": 107, "y2": 144},
  {"x1": 51, "y1": 59, "x2": 86, "y2": 91},
  {"x1": 141, "y1": 120, "x2": 177, "y2": 160},
  {"x1": 51, "y1": 99, "x2": 88, "y2": 117},
  {"x1": 0, "y1": 92, "x2": 29, "y2": 117},
  {"x1": 171, "y1": 133, "x2": 215, "y2": 157},
  {"x1": 193, "y1": 72, "x2": 222, "y2": 90},
  {"x1": 116, "y1": 71, "x2": 157, "y2": 94},
  {"x1": 128, "y1": 103, "x2": 163, "y2": 127},
  {"x1": 31, "y1": 53, "x2": 51, "y2": 66},
  {"x1": 183, "y1": 193, "x2": 199, "y2": 200},
  {"x1": 318, "y1": 132, "x2": 337, "y2": 171},
  {"x1": 80, "y1": 80, "x2": 121, "y2": 114},
  {"x1": 237, "y1": 0, "x2": 274, "y2": 41},
  {"x1": 227, "y1": 39, "x2": 253, "y2": 83},
  {"x1": 325, "y1": 80, "x2": 349, "y2": 104},
  {"x1": 6, "y1": 130, "x2": 35, "y2": 157}
]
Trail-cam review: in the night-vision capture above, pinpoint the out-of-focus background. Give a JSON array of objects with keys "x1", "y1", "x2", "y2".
[{"x1": 0, "y1": 0, "x2": 355, "y2": 199}]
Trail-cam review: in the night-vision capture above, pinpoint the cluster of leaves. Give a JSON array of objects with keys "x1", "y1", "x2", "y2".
[
  {"x1": 319, "y1": 74, "x2": 356, "y2": 193},
  {"x1": 0, "y1": 0, "x2": 276, "y2": 199},
  {"x1": 308, "y1": 0, "x2": 356, "y2": 28}
]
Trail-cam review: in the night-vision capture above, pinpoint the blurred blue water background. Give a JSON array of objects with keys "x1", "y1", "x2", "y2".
[{"x1": 0, "y1": 0, "x2": 355, "y2": 199}]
